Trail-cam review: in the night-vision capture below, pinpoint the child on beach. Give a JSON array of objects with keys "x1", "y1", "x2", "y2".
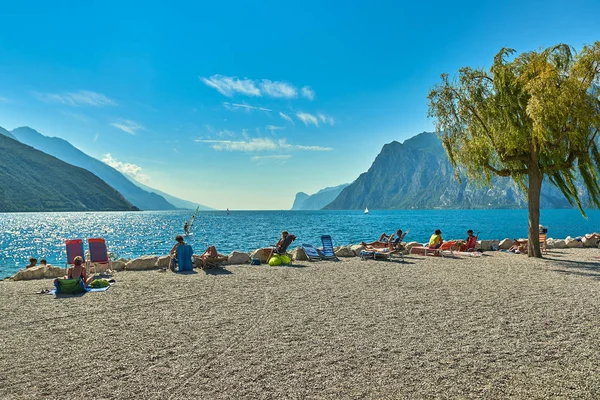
[{"x1": 428, "y1": 230, "x2": 443, "y2": 249}]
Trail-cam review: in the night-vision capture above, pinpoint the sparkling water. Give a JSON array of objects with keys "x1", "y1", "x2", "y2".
[{"x1": 1, "y1": 209, "x2": 599, "y2": 278}]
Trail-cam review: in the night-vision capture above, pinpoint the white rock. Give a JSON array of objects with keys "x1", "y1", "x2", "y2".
[
  {"x1": 335, "y1": 246, "x2": 355, "y2": 257},
  {"x1": 350, "y1": 244, "x2": 365, "y2": 256},
  {"x1": 565, "y1": 237, "x2": 583, "y2": 248},
  {"x1": 111, "y1": 260, "x2": 126, "y2": 271},
  {"x1": 479, "y1": 240, "x2": 499, "y2": 251},
  {"x1": 290, "y1": 247, "x2": 308, "y2": 261},
  {"x1": 552, "y1": 239, "x2": 567, "y2": 249},
  {"x1": 581, "y1": 236, "x2": 597, "y2": 248},
  {"x1": 405, "y1": 242, "x2": 421, "y2": 252},
  {"x1": 156, "y1": 256, "x2": 171, "y2": 269},
  {"x1": 250, "y1": 248, "x2": 271, "y2": 263},
  {"x1": 13, "y1": 265, "x2": 66, "y2": 281},
  {"x1": 226, "y1": 251, "x2": 249, "y2": 265},
  {"x1": 126, "y1": 255, "x2": 159, "y2": 270},
  {"x1": 499, "y1": 238, "x2": 512, "y2": 250}
]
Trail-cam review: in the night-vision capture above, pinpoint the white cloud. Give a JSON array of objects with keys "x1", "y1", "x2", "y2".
[
  {"x1": 199, "y1": 75, "x2": 260, "y2": 97},
  {"x1": 279, "y1": 112, "x2": 294, "y2": 124},
  {"x1": 201, "y1": 74, "x2": 311, "y2": 100},
  {"x1": 102, "y1": 153, "x2": 150, "y2": 183},
  {"x1": 266, "y1": 125, "x2": 285, "y2": 134},
  {"x1": 259, "y1": 80, "x2": 297, "y2": 98},
  {"x1": 223, "y1": 102, "x2": 272, "y2": 112},
  {"x1": 110, "y1": 119, "x2": 144, "y2": 135},
  {"x1": 296, "y1": 112, "x2": 320, "y2": 126},
  {"x1": 93, "y1": 133, "x2": 99, "y2": 143},
  {"x1": 196, "y1": 138, "x2": 280, "y2": 152},
  {"x1": 317, "y1": 113, "x2": 335, "y2": 126},
  {"x1": 301, "y1": 86, "x2": 315, "y2": 100},
  {"x1": 195, "y1": 137, "x2": 333, "y2": 152},
  {"x1": 0, "y1": 96, "x2": 10, "y2": 103},
  {"x1": 33, "y1": 90, "x2": 116, "y2": 107}
]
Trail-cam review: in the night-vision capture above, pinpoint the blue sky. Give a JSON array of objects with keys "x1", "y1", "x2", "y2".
[{"x1": 1, "y1": 0, "x2": 599, "y2": 209}]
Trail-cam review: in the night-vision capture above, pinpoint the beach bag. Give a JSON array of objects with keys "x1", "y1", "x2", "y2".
[
  {"x1": 250, "y1": 258, "x2": 261, "y2": 265},
  {"x1": 89, "y1": 279, "x2": 110, "y2": 288},
  {"x1": 280, "y1": 254, "x2": 291, "y2": 264},
  {"x1": 268, "y1": 255, "x2": 282, "y2": 266}
]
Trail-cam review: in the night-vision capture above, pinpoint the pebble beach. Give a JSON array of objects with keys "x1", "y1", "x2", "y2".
[{"x1": 2, "y1": 248, "x2": 600, "y2": 399}]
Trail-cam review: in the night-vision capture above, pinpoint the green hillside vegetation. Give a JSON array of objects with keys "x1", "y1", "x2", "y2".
[{"x1": 0, "y1": 134, "x2": 139, "y2": 212}]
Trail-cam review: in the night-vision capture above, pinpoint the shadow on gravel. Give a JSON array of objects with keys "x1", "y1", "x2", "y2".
[
  {"x1": 204, "y1": 268, "x2": 232, "y2": 275},
  {"x1": 546, "y1": 256, "x2": 600, "y2": 280}
]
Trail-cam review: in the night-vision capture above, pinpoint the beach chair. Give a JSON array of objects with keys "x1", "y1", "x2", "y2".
[
  {"x1": 87, "y1": 238, "x2": 112, "y2": 274},
  {"x1": 65, "y1": 239, "x2": 85, "y2": 267},
  {"x1": 266, "y1": 234, "x2": 296, "y2": 265},
  {"x1": 302, "y1": 244, "x2": 322, "y2": 261},
  {"x1": 539, "y1": 233, "x2": 548, "y2": 254},
  {"x1": 176, "y1": 244, "x2": 194, "y2": 272},
  {"x1": 410, "y1": 241, "x2": 457, "y2": 257},
  {"x1": 319, "y1": 235, "x2": 339, "y2": 261}
]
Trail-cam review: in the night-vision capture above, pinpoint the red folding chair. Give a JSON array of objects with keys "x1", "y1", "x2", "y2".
[
  {"x1": 88, "y1": 238, "x2": 112, "y2": 274},
  {"x1": 65, "y1": 239, "x2": 85, "y2": 267}
]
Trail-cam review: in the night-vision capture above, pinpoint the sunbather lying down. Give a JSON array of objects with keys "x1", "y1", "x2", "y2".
[
  {"x1": 508, "y1": 239, "x2": 528, "y2": 254},
  {"x1": 196, "y1": 246, "x2": 228, "y2": 269},
  {"x1": 360, "y1": 230, "x2": 401, "y2": 251}
]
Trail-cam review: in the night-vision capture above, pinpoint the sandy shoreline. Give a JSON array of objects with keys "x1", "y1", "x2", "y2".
[{"x1": 2, "y1": 248, "x2": 600, "y2": 399}]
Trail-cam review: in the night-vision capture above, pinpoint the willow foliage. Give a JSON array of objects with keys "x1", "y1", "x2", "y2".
[{"x1": 428, "y1": 42, "x2": 600, "y2": 215}]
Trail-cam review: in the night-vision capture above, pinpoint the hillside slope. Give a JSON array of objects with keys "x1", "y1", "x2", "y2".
[
  {"x1": 325, "y1": 132, "x2": 579, "y2": 210},
  {"x1": 11, "y1": 127, "x2": 176, "y2": 210},
  {"x1": 0, "y1": 134, "x2": 138, "y2": 212}
]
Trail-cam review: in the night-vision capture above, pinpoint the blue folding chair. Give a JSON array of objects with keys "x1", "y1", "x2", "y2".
[
  {"x1": 319, "y1": 235, "x2": 339, "y2": 261},
  {"x1": 302, "y1": 244, "x2": 322, "y2": 261},
  {"x1": 176, "y1": 244, "x2": 194, "y2": 272}
]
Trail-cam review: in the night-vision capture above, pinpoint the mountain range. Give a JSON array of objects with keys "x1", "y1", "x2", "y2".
[
  {"x1": 0, "y1": 134, "x2": 137, "y2": 212},
  {"x1": 10, "y1": 127, "x2": 207, "y2": 211},
  {"x1": 324, "y1": 132, "x2": 584, "y2": 210},
  {"x1": 291, "y1": 184, "x2": 350, "y2": 210}
]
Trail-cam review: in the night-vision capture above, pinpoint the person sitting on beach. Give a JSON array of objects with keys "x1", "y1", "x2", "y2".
[
  {"x1": 509, "y1": 239, "x2": 528, "y2": 254},
  {"x1": 66, "y1": 256, "x2": 93, "y2": 286},
  {"x1": 457, "y1": 230, "x2": 477, "y2": 252},
  {"x1": 428, "y1": 229, "x2": 443, "y2": 249},
  {"x1": 196, "y1": 246, "x2": 228, "y2": 269},
  {"x1": 26, "y1": 258, "x2": 37, "y2": 269},
  {"x1": 275, "y1": 231, "x2": 296, "y2": 254},
  {"x1": 169, "y1": 235, "x2": 186, "y2": 271}
]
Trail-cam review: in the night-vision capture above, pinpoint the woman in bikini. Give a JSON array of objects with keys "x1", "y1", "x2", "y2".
[{"x1": 67, "y1": 256, "x2": 93, "y2": 286}]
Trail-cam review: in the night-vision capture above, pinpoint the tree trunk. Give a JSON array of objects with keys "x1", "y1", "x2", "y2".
[{"x1": 527, "y1": 165, "x2": 543, "y2": 258}]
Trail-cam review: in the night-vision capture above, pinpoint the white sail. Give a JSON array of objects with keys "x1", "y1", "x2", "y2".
[
  {"x1": 364, "y1": 207, "x2": 369, "y2": 214},
  {"x1": 184, "y1": 206, "x2": 200, "y2": 234}
]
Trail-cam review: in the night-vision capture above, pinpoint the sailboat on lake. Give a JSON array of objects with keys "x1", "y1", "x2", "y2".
[
  {"x1": 364, "y1": 207, "x2": 369, "y2": 214},
  {"x1": 184, "y1": 206, "x2": 199, "y2": 235}
]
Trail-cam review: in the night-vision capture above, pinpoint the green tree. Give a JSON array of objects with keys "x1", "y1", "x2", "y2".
[{"x1": 428, "y1": 43, "x2": 600, "y2": 257}]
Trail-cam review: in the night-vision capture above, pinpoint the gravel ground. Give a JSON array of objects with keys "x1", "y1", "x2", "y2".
[{"x1": 2, "y1": 248, "x2": 600, "y2": 399}]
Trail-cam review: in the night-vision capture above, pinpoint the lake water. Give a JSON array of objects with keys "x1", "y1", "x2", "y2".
[{"x1": 2, "y1": 209, "x2": 600, "y2": 277}]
